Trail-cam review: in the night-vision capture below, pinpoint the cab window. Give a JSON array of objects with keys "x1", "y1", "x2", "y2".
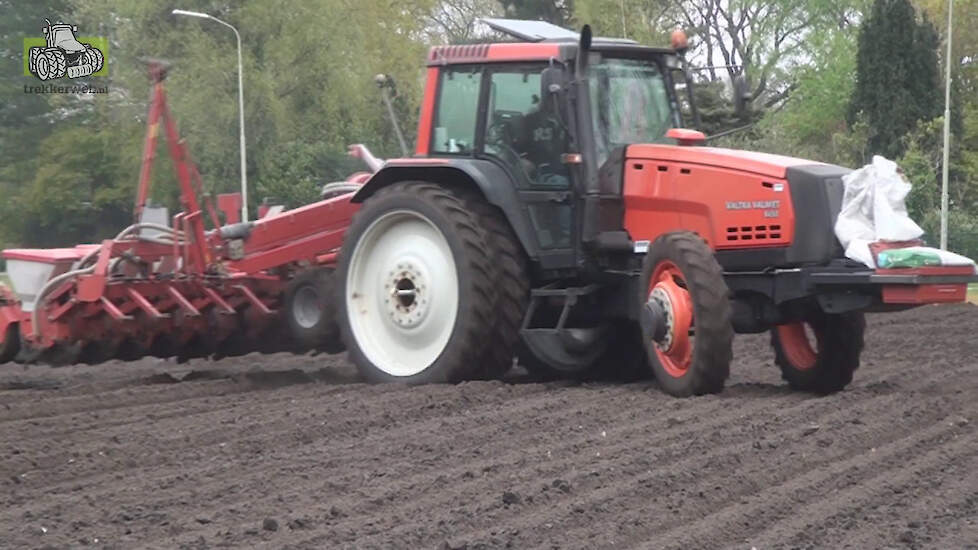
[
  {"x1": 431, "y1": 67, "x2": 481, "y2": 154},
  {"x1": 483, "y1": 66, "x2": 570, "y2": 189},
  {"x1": 590, "y1": 58, "x2": 674, "y2": 166}
]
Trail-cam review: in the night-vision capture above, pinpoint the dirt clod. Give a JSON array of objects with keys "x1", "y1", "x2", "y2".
[
  {"x1": 262, "y1": 518, "x2": 279, "y2": 532},
  {"x1": 552, "y1": 479, "x2": 571, "y2": 493}
]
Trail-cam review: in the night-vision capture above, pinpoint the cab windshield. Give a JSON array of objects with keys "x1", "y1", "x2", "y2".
[
  {"x1": 590, "y1": 57, "x2": 676, "y2": 165},
  {"x1": 51, "y1": 28, "x2": 75, "y2": 45}
]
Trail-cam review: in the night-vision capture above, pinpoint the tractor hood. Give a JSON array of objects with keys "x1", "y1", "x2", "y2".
[
  {"x1": 617, "y1": 142, "x2": 852, "y2": 269},
  {"x1": 626, "y1": 144, "x2": 821, "y2": 180}
]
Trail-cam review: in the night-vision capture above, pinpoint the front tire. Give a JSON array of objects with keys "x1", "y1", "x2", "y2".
[
  {"x1": 771, "y1": 310, "x2": 865, "y2": 394},
  {"x1": 639, "y1": 232, "x2": 733, "y2": 397},
  {"x1": 337, "y1": 182, "x2": 507, "y2": 383},
  {"x1": 85, "y1": 46, "x2": 104, "y2": 72}
]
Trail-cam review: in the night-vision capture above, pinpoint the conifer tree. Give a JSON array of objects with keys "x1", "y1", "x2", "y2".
[{"x1": 848, "y1": 0, "x2": 941, "y2": 159}]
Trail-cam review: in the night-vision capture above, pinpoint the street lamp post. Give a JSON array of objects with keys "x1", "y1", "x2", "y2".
[
  {"x1": 940, "y1": 0, "x2": 953, "y2": 250},
  {"x1": 172, "y1": 9, "x2": 248, "y2": 223}
]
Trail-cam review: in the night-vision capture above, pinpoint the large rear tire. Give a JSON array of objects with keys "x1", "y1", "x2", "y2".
[
  {"x1": 285, "y1": 268, "x2": 344, "y2": 353},
  {"x1": 467, "y1": 199, "x2": 529, "y2": 379},
  {"x1": 337, "y1": 182, "x2": 512, "y2": 383},
  {"x1": 639, "y1": 232, "x2": 733, "y2": 397},
  {"x1": 771, "y1": 310, "x2": 865, "y2": 394},
  {"x1": 39, "y1": 50, "x2": 66, "y2": 80}
]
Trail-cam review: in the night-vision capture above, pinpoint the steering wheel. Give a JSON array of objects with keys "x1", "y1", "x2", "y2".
[
  {"x1": 486, "y1": 119, "x2": 514, "y2": 147},
  {"x1": 487, "y1": 120, "x2": 527, "y2": 168}
]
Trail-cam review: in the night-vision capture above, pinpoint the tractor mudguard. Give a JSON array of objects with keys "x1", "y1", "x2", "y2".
[{"x1": 351, "y1": 158, "x2": 541, "y2": 262}]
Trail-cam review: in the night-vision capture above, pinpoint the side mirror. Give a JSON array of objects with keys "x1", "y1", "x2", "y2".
[
  {"x1": 72, "y1": 25, "x2": 78, "y2": 31},
  {"x1": 540, "y1": 66, "x2": 564, "y2": 97},
  {"x1": 733, "y1": 75, "x2": 753, "y2": 117}
]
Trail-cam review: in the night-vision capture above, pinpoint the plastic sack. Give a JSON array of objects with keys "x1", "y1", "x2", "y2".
[{"x1": 834, "y1": 156, "x2": 924, "y2": 267}]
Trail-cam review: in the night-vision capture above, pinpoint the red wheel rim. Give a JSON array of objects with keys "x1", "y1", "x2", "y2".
[
  {"x1": 647, "y1": 260, "x2": 694, "y2": 378},
  {"x1": 776, "y1": 323, "x2": 818, "y2": 370}
]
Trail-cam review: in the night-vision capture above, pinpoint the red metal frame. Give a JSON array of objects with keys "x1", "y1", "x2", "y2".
[
  {"x1": 416, "y1": 67, "x2": 439, "y2": 156},
  {"x1": 879, "y1": 266, "x2": 975, "y2": 304}
]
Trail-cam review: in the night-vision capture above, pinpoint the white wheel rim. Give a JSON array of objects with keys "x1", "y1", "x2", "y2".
[
  {"x1": 346, "y1": 210, "x2": 459, "y2": 377},
  {"x1": 293, "y1": 285, "x2": 321, "y2": 329}
]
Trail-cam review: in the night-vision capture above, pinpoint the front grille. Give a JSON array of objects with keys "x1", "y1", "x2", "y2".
[{"x1": 725, "y1": 224, "x2": 782, "y2": 242}]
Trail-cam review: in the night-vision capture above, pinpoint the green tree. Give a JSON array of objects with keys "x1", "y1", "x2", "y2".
[
  {"x1": 665, "y1": 0, "x2": 865, "y2": 110},
  {"x1": 18, "y1": 124, "x2": 139, "y2": 246},
  {"x1": 427, "y1": 0, "x2": 503, "y2": 43},
  {"x1": 573, "y1": 0, "x2": 671, "y2": 43},
  {"x1": 848, "y1": 0, "x2": 941, "y2": 160},
  {"x1": 0, "y1": 0, "x2": 72, "y2": 246},
  {"x1": 501, "y1": 0, "x2": 573, "y2": 26}
]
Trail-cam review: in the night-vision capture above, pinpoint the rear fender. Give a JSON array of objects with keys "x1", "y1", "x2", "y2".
[{"x1": 352, "y1": 158, "x2": 540, "y2": 261}]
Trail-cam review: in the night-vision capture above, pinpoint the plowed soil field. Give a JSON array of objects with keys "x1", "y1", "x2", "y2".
[{"x1": 1, "y1": 304, "x2": 976, "y2": 549}]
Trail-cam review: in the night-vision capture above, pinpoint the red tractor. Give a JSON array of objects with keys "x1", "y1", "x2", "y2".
[{"x1": 333, "y1": 19, "x2": 976, "y2": 396}]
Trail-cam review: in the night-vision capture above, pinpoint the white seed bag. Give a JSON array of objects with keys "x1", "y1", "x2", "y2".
[{"x1": 834, "y1": 155, "x2": 924, "y2": 267}]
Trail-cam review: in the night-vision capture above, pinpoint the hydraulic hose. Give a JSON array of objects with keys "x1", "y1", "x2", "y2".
[
  {"x1": 29, "y1": 265, "x2": 97, "y2": 342},
  {"x1": 77, "y1": 223, "x2": 186, "y2": 269}
]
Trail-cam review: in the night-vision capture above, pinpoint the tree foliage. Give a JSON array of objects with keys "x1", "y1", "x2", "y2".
[
  {"x1": 0, "y1": 0, "x2": 437, "y2": 248},
  {"x1": 849, "y1": 0, "x2": 941, "y2": 160},
  {"x1": 426, "y1": 0, "x2": 503, "y2": 43},
  {"x1": 501, "y1": 0, "x2": 573, "y2": 26},
  {"x1": 666, "y1": 0, "x2": 865, "y2": 109},
  {"x1": 0, "y1": 0, "x2": 976, "y2": 260}
]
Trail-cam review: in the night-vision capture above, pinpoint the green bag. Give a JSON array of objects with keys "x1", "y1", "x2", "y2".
[{"x1": 876, "y1": 247, "x2": 942, "y2": 268}]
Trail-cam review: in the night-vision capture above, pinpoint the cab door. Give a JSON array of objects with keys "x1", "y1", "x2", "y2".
[{"x1": 478, "y1": 64, "x2": 577, "y2": 270}]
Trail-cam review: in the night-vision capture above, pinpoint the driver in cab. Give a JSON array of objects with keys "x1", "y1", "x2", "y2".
[{"x1": 514, "y1": 94, "x2": 568, "y2": 187}]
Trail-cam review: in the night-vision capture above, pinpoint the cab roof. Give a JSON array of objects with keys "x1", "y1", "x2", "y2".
[{"x1": 426, "y1": 18, "x2": 676, "y2": 67}]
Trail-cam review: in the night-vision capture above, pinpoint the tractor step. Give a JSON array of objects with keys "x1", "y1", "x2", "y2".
[{"x1": 521, "y1": 283, "x2": 602, "y2": 330}]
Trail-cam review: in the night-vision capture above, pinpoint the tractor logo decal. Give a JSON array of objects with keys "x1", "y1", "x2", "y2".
[{"x1": 24, "y1": 19, "x2": 107, "y2": 81}]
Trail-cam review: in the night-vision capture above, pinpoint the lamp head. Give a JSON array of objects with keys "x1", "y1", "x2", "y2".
[{"x1": 172, "y1": 9, "x2": 210, "y2": 19}]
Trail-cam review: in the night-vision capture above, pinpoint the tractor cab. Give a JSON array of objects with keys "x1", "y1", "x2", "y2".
[
  {"x1": 388, "y1": 19, "x2": 699, "y2": 269},
  {"x1": 44, "y1": 22, "x2": 86, "y2": 53},
  {"x1": 423, "y1": 18, "x2": 695, "y2": 165}
]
